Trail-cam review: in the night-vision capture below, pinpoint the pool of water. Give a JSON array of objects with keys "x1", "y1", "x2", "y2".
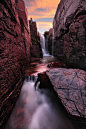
[{"x1": 25, "y1": 56, "x2": 60, "y2": 76}]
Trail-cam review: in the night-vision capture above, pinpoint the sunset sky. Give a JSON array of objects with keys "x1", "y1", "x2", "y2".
[{"x1": 23, "y1": 0, "x2": 60, "y2": 34}]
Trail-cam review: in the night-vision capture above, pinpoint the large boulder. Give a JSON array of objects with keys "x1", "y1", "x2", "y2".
[
  {"x1": 35, "y1": 68, "x2": 86, "y2": 128},
  {"x1": 46, "y1": 68, "x2": 86, "y2": 118}
]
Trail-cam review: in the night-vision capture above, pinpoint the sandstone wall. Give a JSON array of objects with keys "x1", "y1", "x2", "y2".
[
  {"x1": 30, "y1": 45, "x2": 42, "y2": 59},
  {"x1": 16, "y1": 0, "x2": 29, "y2": 26},
  {"x1": 29, "y1": 18, "x2": 37, "y2": 42},
  {"x1": 0, "y1": 0, "x2": 31, "y2": 128},
  {"x1": 29, "y1": 18, "x2": 43, "y2": 60},
  {"x1": 44, "y1": 31, "x2": 49, "y2": 52},
  {"x1": 53, "y1": 0, "x2": 86, "y2": 70}
]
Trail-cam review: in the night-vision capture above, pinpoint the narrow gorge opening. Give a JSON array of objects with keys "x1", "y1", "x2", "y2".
[{"x1": 39, "y1": 33, "x2": 50, "y2": 56}]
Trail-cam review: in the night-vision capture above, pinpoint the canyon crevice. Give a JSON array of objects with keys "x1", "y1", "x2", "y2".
[{"x1": 0, "y1": 0, "x2": 86, "y2": 128}]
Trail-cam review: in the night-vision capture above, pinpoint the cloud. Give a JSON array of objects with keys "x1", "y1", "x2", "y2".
[
  {"x1": 37, "y1": 22, "x2": 52, "y2": 29},
  {"x1": 37, "y1": 21, "x2": 53, "y2": 33},
  {"x1": 36, "y1": 18, "x2": 53, "y2": 22},
  {"x1": 36, "y1": 8, "x2": 46, "y2": 12},
  {"x1": 23, "y1": 0, "x2": 60, "y2": 33}
]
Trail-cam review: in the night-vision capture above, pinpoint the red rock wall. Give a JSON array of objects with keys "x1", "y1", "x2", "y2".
[
  {"x1": 29, "y1": 19, "x2": 43, "y2": 59},
  {"x1": 16, "y1": 0, "x2": 29, "y2": 26},
  {"x1": 30, "y1": 45, "x2": 42, "y2": 58},
  {"x1": 0, "y1": 0, "x2": 31, "y2": 128},
  {"x1": 16, "y1": 0, "x2": 25, "y2": 10},
  {"x1": 53, "y1": 0, "x2": 86, "y2": 70},
  {"x1": 29, "y1": 18, "x2": 37, "y2": 42}
]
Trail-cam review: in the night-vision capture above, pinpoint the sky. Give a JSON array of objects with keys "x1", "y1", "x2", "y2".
[{"x1": 23, "y1": 0, "x2": 60, "y2": 34}]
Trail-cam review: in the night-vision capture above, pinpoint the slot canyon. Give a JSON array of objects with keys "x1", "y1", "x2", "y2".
[{"x1": 0, "y1": 0, "x2": 86, "y2": 129}]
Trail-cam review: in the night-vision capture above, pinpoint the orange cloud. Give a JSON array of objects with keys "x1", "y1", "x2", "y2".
[
  {"x1": 36, "y1": 21, "x2": 53, "y2": 33},
  {"x1": 37, "y1": 22, "x2": 52, "y2": 28},
  {"x1": 24, "y1": 0, "x2": 60, "y2": 33}
]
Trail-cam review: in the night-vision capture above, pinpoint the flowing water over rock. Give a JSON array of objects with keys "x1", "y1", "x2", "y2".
[
  {"x1": 39, "y1": 33, "x2": 50, "y2": 56},
  {"x1": 5, "y1": 55, "x2": 75, "y2": 129},
  {"x1": 25, "y1": 56, "x2": 60, "y2": 76},
  {"x1": 5, "y1": 76, "x2": 74, "y2": 129}
]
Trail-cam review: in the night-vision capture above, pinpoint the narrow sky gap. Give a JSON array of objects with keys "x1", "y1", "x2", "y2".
[{"x1": 23, "y1": 0, "x2": 60, "y2": 33}]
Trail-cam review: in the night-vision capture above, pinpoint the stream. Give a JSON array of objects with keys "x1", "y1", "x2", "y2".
[{"x1": 5, "y1": 56, "x2": 75, "y2": 129}]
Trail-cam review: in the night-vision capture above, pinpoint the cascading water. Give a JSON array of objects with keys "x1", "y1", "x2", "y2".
[
  {"x1": 5, "y1": 76, "x2": 74, "y2": 129},
  {"x1": 39, "y1": 33, "x2": 50, "y2": 56}
]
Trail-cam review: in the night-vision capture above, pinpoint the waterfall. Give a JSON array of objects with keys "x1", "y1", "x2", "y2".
[{"x1": 39, "y1": 33, "x2": 50, "y2": 56}]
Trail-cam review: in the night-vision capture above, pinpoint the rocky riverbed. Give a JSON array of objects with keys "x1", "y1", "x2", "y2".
[{"x1": 5, "y1": 56, "x2": 86, "y2": 129}]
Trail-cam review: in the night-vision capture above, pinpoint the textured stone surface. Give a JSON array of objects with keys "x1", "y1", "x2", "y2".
[
  {"x1": 29, "y1": 18, "x2": 43, "y2": 59},
  {"x1": 47, "y1": 61, "x2": 69, "y2": 68},
  {"x1": 53, "y1": 0, "x2": 86, "y2": 70},
  {"x1": 46, "y1": 68, "x2": 86, "y2": 118},
  {"x1": 29, "y1": 18, "x2": 37, "y2": 42},
  {"x1": 44, "y1": 31, "x2": 49, "y2": 53},
  {"x1": 16, "y1": 0, "x2": 29, "y2": 26},
  {"x1": 30, "y1": 45, "x2": 42, "y2": 59},
  {"x1": 0, "y1": 0, "x2": 31, "y2": 128}
]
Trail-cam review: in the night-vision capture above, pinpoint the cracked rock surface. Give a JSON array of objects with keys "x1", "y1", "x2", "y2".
[{"x1": 46, "y1": 68, "x2": 86, "y2": 118}]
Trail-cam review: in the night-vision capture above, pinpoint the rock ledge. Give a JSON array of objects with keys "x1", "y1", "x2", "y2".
[{"x1": 46, "y1": 68, "x2": 86, "y2": 118}]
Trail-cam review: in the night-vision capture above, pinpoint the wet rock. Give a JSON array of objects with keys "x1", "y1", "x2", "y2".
[
  {"x1": 47, "y1": 61, "x2": 69, "y2": 68},
  {"x1": 46, "y1": 68, "x2": 86, "y2": 119},
  {"x1": 34, "y1": 68, "x2": 86, "y2": 128},
  {"x1": 35, "y1": 72, "x2": 52, "y2": 90}
]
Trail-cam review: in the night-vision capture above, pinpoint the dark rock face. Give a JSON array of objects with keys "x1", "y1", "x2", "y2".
[
  {"x1": 29, "y1": 18, "x2": 43, "y2": 59},
  {"x1": 46, "y1": 68, "x2": 86, "y2": 119},
  {"x1": 0, "y1": 0, "x2": 31, "y2": 128},
  {"x1": 29, "y1": 18, "x2": 37, "y2": 42},
  {"x1": 47, "y1": 61, "x2": 69, "y2": 68},
  {"x1": 35, "y1": 72, "x2": 53, "y2": 90},
  {"x1": 16, "y1": 0, "x2": 28, "y2": 26},
  {"x1": 30, "y1": 45, "x2": 41, "y2": 58},
  {"x1": 48, "y1": 28, "x2": 54, "y2": 55},
  {"x1": 53, "y1": 0, "x2": 86, "y2": 70},
  {"x1": 44, "y1": 31, "x2": 49, "y2": 53}
]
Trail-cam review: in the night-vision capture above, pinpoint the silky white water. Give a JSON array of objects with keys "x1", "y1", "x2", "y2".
[
  {"x1": 39, "y1": 33, "x2": 50, "y2": 56},
  {"x1": 5, "y1": 77, "x2": 74, "y2": 129}
]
